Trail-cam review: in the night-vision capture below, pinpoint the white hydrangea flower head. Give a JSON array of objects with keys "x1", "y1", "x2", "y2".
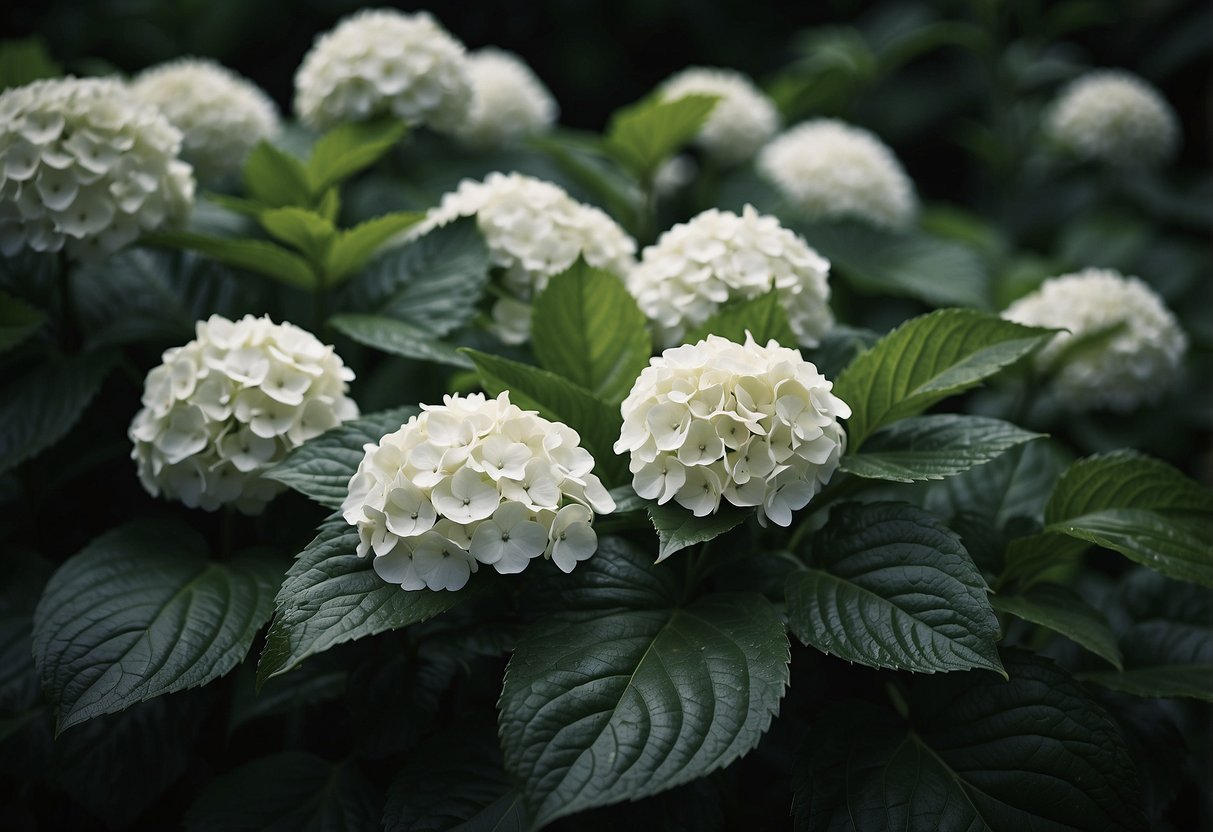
[
  {"x1": 659, "y1": 67, "x2": 780, "y2": 165},
  {"x1": 131, "y1": 58, "x2": 280, "y2": 187},
  {"x1": 757, "y1": 119, "x2": 916, "y2": 230},
  {"x1": 341, "y1": 391, "x2": 616, "y2": 592},
  {"x1": 129, "y1": 314, "x2": 359, "y2": 514},
  {"x1": 0, "y1": 76, "x2": 195, "y2": 260},
  {"x1": 406, "y1": 172, "x2": 637, "y2": 344},
  {"x1": 1045, "y1": 70, "x2": 1179, "y2": 166},
  {"x1": 627, "y1": 205, "x2": 833, "y2": 348},
  {"x1": 294, "y1": 8, "x2": 472, "y2": 132},
  {"x1": 1001, "y1": 268, "x2": 1187, "y2": 411},
  {"x1": 615, "y1": 333, "x2": 850, "y2": 533},
  {"x1": 452, "y1": 48, "x2": 557, "y2": 149}
]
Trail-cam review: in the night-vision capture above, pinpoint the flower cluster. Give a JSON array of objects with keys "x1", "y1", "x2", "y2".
[
  {"x1": 1001, "y1": 269, "x2": 1187, "y2": 411},
  {"x1": 130, "y1": 315, "x2": 359, "y2": 514},
  {"x1": 407, "y1": 172, "x2": 636, "y2": 344},
  {"x1": 131, "y1": 58, "x2": 280, "y2": 187},
  {"x1": 627, "y1": 205, "x2": 833, "y2": 348},
  {"x1": 615, "y1": 334, "x2": 850, "y2": 530},
  {"x1": 658, "y1": 67, "x2": 779, "y2": 165},
  {"x1": 452, "y1": 48, "x2": 558, "y2": 149},
  {"x1": 294, "y1": 8, "x2": 471, "y2": 132},
  {"x1": 341, "y1": 392, "x2": 616, "y2": 591},
  {"x1": 0, "y1": 77, "x2": 194, "y2": 260},
  {"x1": 757, "y1": 118, "x2": 916, "y2": 230},
  {"x1": 1045, "y1": 70, "x2": 1179, "y2": 167}
]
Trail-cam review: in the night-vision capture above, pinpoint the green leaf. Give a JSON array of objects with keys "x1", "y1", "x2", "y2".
[
  {"x1": 461, "y1": 348, "x2": 626, "y2": 485},
  {"x1": 786, "y1": 501, "x2": 1004, "y2": 675},
  {"x1": 145, "y1": 231, "x2": 317, "y2": 290},
  {"x1": 605, "y1": 93, "x2": 719, "y2": 181},
  {"x1": 530, "y1": 259, "x2": 651, "y2": 403},
  {"x1": 681, "y1": 289, "x2": 796, "y2": 347},
  {"x1": 499, "y1": 539, "x2": 788, "y2": 827},
  {"x1": 185, "y1": 752, "x2": 381, "y2": 832},
  {"x1": 265, "y1": 405, "x2": 417, "y2": 508},
  {"x1": 0, "y1": 37, "x2": 62, "y2": 89},
  {"x1": 832, "y1": 308, "x2": 1052, "y2": 448},
  {"x1": 0, "y1": 289, "x2": 44, "y2": 352},
  {"x1": 257, "y1": 516, "x2": 484, "y2": 685},
  {"x1": 324, "y1": 211, "x2": 424, "y2": 283},
  {"x1": 331, "y1": 314, "x2": 474, "y2": 369},
  {"x1": 1079, "y1": 665, "x2": 1213, "y2": 702},
  {"x1": 259, "y1": 206, "x2": 336, "y2": 263},
  {"x1": 794, "y1": 651, "x2": 1147, "y2": 832},
  {"x1": 839, "y1": 414, "x2": 1045, "y2": 483},
  {"x1": 0, "y1": 350, "x2": 115, "y2": 475},
  {"x1": 991, "y1": 583, "x2": 1122, "y2": 669},
  {"x1": 243, "y1": 141, "x2": 312, "y2": 208},
  {"x1": 306, "y1": 118, "x2": 408, "y2": 195},
  {"x1": 31, "y1": 521, "x2": 279, "y2": 732},
  {"x1": 646, "y1": 501, "x2": 747, "y2": 562}
]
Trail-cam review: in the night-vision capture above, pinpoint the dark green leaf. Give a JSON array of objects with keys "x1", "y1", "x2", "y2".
[
  {"x1": 0, "y1": 550, "x2": 52, "y2": 712},
  {"x1": 647, "y1": 501, "x2": 747, "y2": 562},
  {"x1": 1080, "y1": 665, "x2": 1213, "y2": 702},
  {"x1": 0, "y1": 37, "x2": 62, "y2": 89},
  {"x1": 681, "y1": 290, "x2": 796, "y2": 347},
  {"x1": 786, "y1": 502, "x2": 1003, "y2": 675},
  {"x1": 324, "y1": 211, "x2": 425, "y2": 283},
  {"x1": 531, "y1": 259, "x2": 651, "y2": 403},
  {"x1": 1080, "y1": 611, "x2": 1213, "y2": 701},
  {"x1": 832, "y1": 308, "x2": 1052, "y2": 448},
  {"x1": 0, "y1": 289, "x2": 44, "y2": 352},
  {"x1": 991, "y1": 583, "x2": 1122, "y2": 668},
  {"x1": 31, "y1": 521, "x2": 279, "y2": 732},
  {"x1": 605, "y1": 94, "x2": 719, "y2": 180},
  {"x1": 331, "y1": 314, "x2": 474, "y2": 369},
  {"x1": 244, "y1": 141, "x2": 312, "y2": 208},
  {"x1": 259, "y1": 207, "x2": 336, "y2": 263},
  {"x1": 146, "y1": 231, "x2": 317, "y2": 290},
  {"x1": 306, "y1": 118, "x2": 408, "y2": 195}
]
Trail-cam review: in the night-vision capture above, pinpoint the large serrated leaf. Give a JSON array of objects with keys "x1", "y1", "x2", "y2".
[
  {"x1": 31, "y1": 521, "x2": 279, "y2": 732},
  {"x1": 331, "y1": 314, "x2": 474, "y2": 369},
  {"x1": 646, "y1": 501, "x2": 748, "y2": 562},
  {"x1": 839, "y1": 414, "x2": 1044, "y2": 483},
  {"x1": 605, "y1": 93, "x2": 719, "y2": 181},
  {"x1": 0, "y1": 289, "x2": 44, "y2": 352},
  {"x1": 785, "y1": 502, "x2": 1003, "y2": 675},
  {"x1": 499, "y1": 539, "x2": 788, "y2": 827},
  {"x1": 794, "y1": 651, "x2": 1147, "y2": 832},
  {"x1": 991, "y1": 583, "x2": 1122, "y2": 668},
  {"x1": 257, "y1": 516, "x2": 484, "y2": 685},
  {"x1": 681, "y1": 289, "x2": 796, "y2": 348},
  {"x1": 530, "y1": 259, "x2": 650, "y2": 404},
  {"x1": 832, "y1": 308, "x2": 1051, "y2": 448},
  {"x1": 265, "y1": 406, "x2": 418, "y2": 508}
]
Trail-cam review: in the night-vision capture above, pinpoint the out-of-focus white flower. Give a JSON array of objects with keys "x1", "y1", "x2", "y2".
[
  {"x1": 1045, "y1": 70, "x2": 1179, "y2": 166},
  {"x1": 659, "y1": 67, "x2": 780, "y2": 165},
  {"x1": 405, "y1": 172, "x2": 637, "y2": 344},
  {"x1": 615, "y1": 333, "x2": 850, "y2": 534},
  {"x1": 341, "y1": 391, "x2": 615, "y2": 591},
  {"x1": 0, "y1": 77, "x2": 195, "y2": 260},
  {"x1": 452, "y1": 48, "x2": 557, "y2": 149},
  {"x1": 1001, "y1": 268, "x2": 1187, "y2": 411},
  {"x1": 131, "y1": 58, "x2": 280, "y2": 187},
  {"x1": 294, "y1": 8, "x2": 472, "y2": 132},
  {"x1": 757, "y1": 118, "x2": 916, "y2": 230},
  {"x1": 627, "y1": 205, "x2": 833, "y2": 348},
  {"x1": 130, "y1": 314, "x2": 359, "y2": 514},
  {"x1": 653, "y1": 154, "x2": 698, "y2": 196}
]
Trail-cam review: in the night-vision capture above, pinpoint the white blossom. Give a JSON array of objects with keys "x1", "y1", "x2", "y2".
[
  {"x1": 627, "y1": 205, "x2": 833, "y2": 348},
  {"x1": 757, "y1": 118, "x2": 916, "y2": 230},
  {"x1": 659, "y1": 67, "x2": 779, "y2": 165},
  {"x1": 342, "y1": 392, "x2": 615, "y2": 591},
  {"x1": 452, "y1": 48, "x2": 557, "y2": 149},
  {"x1": 293, "y1": 8, "x2": 472, "y2": 132},
  {"x1": 131, "y1": 58, "x2": 280, "y2": 187},
  {"x1": 1001, "y1": 268, "x2": 1187, "y2": 411},
  {"x1": 1045, "y1": 70, "x2": 1179, "y2": 166},
  {"x1": 404, "y1": 172, "x2": 637, "y2": 344},
  {"x1": 615, "y1": 333, "x2": 850, "y2": 536},
  {"x1": 0, "y1": 77, "x2": 195, "y2": 260},
  {"x1": 129, "y1": 314, "x2": 359, "y2": 514}
]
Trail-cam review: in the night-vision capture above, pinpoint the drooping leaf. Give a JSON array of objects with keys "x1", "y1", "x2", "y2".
[
  {"x1": 265, "y1": 405, "x2": 418, "y2": 508},
  {"x1": 991, "y1": 583, "x2": 1123, "y2": 668},
  {"x1": 1079, "y1": 610, "x2": 1213, "y2": 702},
  {"x1": 243, "y1": 141, "x2": 312, "y2": 208},
  {"x1": 605, "y1": 93, "x2": 719, "y2": 181},
  {"x1": 259, "y1": 206, "x2": 336, "y2": 263},
  {"x1": 324, "y1": 211, "x2": 425, "y2": 283},
  {"x1": 646, "y1": 501, "x2": 748, "y2": 562},
  {"x1": 499, "y1": 539, "x2": 788, "y2": 827},
  {"x1": 331, "y1": 314, "x2": 474, "y2": 369},
  {"x1": 306, "y1": 118, "x2": 408, "y2": 195},
  {"x1": 832, "y1": 308, "x2": 1052, "y2": 448},
  {"x1": 681, "y1": 289, "x2": 796, "y2": 348},
  {"x1": 0, "y1": 289, "x2": 45, "y2": 353},
  {"x1": 839, "y1": 414, "x2": 1044, "y2": 483},
  {"x1": 31, "y1": 521, "x2": 279, "y2": 732},
  {"x1": 146, "y1": 230, "x2": 317, "y2": 290},
  {"x1": 785, "y1": 501, "x2": 1003, "y2": 675},
  {"x1": 531, "y1": 259, "x2": 651, "y2": 404}
]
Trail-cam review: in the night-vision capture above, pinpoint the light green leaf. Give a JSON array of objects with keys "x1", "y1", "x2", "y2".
[
  {"x1": 839, "y1": 414, "x2": 1045, "y2": 483},
  {"x1": 647, "y1": 502, "x2": 747, "y2": 562},
  {"x1": 31, "y1": 521, "x2": 279, "y2": 732},
  {"x1": 145, "y1": 231, "x2": 317, "y2": 290},
  {"x1": 258, "y1": 206, "x2": 336, "y2": 264},
  {"x1": 243, "y1": 141, "x2": 312, "y2": 208},
  {"x1": 324, "y1": 211, "x2": 424, "y2": 283},
  {"x1": 786, "y1": 501, "x2": 1003, "y2": 675},
  {"x1": 605, "y1": 93, "x2": 719, "y2": 180},
  {"x1": 531, "y1": 259, "x2": 651, "y2": 404},
  {"x1": 991, "y1": 583, "x2": 1122, "y2": 668},
  {"x1": 331, "y1": 314, "x2": 474, "y2": 369},
  {"x1": 832, "y1": 308, "x2": 1052, "y2": 448},
  {"x1": 306, "y1": 118, "x2": 408, "y2": 195},
  {"x1": 682, "y1": 289, "x2": 796, "y2": 347},
  {"x1": 265, "y1": 405, "x2": 418, "y2": 508},
  {"x1": 0, "y1": 289, "x2": 45, "y2": 352}
]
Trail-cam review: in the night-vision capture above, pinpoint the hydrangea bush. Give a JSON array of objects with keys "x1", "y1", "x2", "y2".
[{"x1": 3, "y1": 4, "x2": 1210, "y2": 831}]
